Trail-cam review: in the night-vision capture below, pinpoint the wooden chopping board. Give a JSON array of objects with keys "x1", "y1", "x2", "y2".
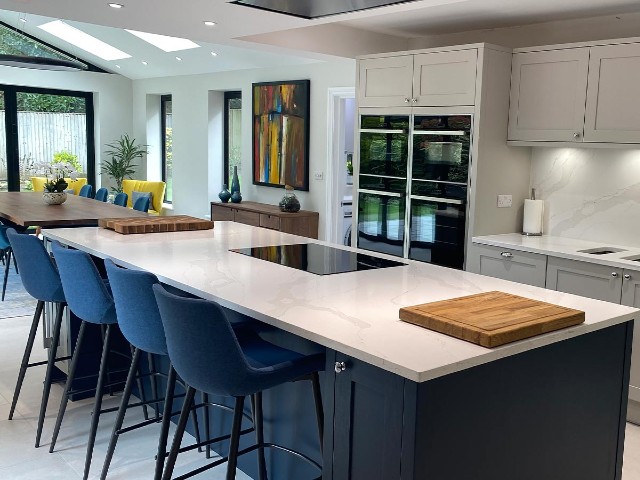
[
  {"x1": 99, "y1": 215, "x2": 213, "y2": 234},
  {"x1": 399, "y1": 291, "x2": 585, "y2": 348}
]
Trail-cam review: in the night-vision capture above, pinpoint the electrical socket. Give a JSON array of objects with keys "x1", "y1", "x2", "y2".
[{"x1": 497, "y1": 194, "x2": 513, "y2": 208}]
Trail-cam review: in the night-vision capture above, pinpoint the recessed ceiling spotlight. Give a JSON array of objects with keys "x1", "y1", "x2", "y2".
[
  {"x1": 115, "y1": 64, "x2": 121, "y2": 68},
  {"x1": 175, "y1": 56, "x2": 182, "y2": 61},
  {"x1": 204, "y1": 21, "x2": 217, "y2": 26},
  {"x1": 19, "y1": 18, "x2": 27, "y2": 23},
  {"x1": 210, "y1": 51, "x2": 218, "y2": 57},
  {"x1": 108, "y1": 3, "x2": 124, "y2": 8},
  {"x1": 141, "y1": 60, "x2": 148, "y2": 65}
]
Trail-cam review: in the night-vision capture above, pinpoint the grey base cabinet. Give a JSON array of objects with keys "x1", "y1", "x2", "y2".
[
  {"x1": 467, "y1": 243, "x2": 547, "y2": 287},
  {"x1": 324, "y1": 322, "x2": 631, "y2": 479},
  {"x1": 546, "y1": 257, "x2": 623, "y2": 303}
]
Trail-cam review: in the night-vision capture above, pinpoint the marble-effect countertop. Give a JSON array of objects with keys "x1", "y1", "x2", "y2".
[
  {"x1": 44, "y1": 223, "x2": 637, "y2": 383},
  {"x1": 473, "y1": 233, "x2": 640, "y2": 270}
]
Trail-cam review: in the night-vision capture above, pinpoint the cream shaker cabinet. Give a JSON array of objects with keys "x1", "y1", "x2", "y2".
[
  {"x1": 466, "y1": 244, "x2": 547, "y2": 288},
  {"x1": 546, "y1": 257, "x2": 623, "y2": 304},
  {"x1": 358, "y1": 49, "x2": 478, "y2": 108},
  {"x1": 508, "y1": 48, "x2": 589, "y2": 142},
  {"x1": 620, "y1": 271, "x2": 640, "y2": 406},
  {"x1": 584, "y1": 43, "x2": 640, "y2": 143}
]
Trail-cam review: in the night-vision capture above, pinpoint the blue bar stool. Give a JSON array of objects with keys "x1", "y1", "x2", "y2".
[
  {"x1": 79, "y1": 184, "x2": 94, "y2": 198},
  {"x1": 49, "y1": 241, "x2": 129, "y2": 480},
  {"x1": 133, "y1": 195, "x2": 150, "y2": 213},
  {"x1": 101, "y1": 259, "x2": 211, "y2": 480},
  {"x1": 0, "y1": 225, "x2": 18, "y2": 301},
  {"x1": 6, "y1": 229, "x2": 71, "y2": 448},
  {"x1": 153, "y1": 285, "x2": 325, "y2": 480},
  {"x1": 113, "y1": 192, "x2": 128, "y2": 207},
  {"x1": 94, "y1": 188, "x2": 109, "y2": 202}
]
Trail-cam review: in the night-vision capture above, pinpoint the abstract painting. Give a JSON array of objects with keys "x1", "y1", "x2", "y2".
[{"x1": 252, "y1": 80, "x2": 310, "y2": 190}]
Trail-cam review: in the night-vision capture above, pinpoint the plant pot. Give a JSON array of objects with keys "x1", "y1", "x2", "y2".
[{"x1": 43, "y1": 191, "x2": 67, "y2": 205}]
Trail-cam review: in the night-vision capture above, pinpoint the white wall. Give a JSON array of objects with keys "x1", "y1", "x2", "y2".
[
  {"x1": 530, "y1": 147, "x2": 640, "y2": 246},
  {"x1": 132, "y1": 61, "x2": 356, "y2": 238},
  {"x1": 0, "y1": 66, "x2": 133, "y2": 190}
]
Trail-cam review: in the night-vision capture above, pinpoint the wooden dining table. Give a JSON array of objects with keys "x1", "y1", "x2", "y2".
[{"x1": 0, "y1": 191, "x2": 148, "y2": 228}]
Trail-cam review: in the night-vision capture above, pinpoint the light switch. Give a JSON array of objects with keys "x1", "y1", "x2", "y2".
[
  {"x1": 497, "y1": 195, "x2": 512, "y2": 208},
  {"x1": 314, "y1": 172, "x2": 324, "y2": 180}
]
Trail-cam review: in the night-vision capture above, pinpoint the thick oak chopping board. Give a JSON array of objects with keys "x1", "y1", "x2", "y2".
[
  {"x1": 399, "y1": 291, "x2": 585, "y2": 348},
  {"x1": 99, "y1": 215, "x2": 213, "y2": 234}
]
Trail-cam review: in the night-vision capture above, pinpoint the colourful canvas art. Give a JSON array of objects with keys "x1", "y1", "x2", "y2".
[{"x1": 252, "y1": 80, "x2": 310, "y2": 190}]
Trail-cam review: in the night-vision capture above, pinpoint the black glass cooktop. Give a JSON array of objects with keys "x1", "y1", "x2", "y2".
[{"x1": 231, "y1": 243, "x2": 407, "y2": 276}]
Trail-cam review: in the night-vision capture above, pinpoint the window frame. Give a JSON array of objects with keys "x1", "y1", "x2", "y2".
[
  {"x1": 160, "y1": 94, "x2": 172, "y2": 203},
  {"x1": 223, "y1": 91, "x2": 241, "y2": 186}
]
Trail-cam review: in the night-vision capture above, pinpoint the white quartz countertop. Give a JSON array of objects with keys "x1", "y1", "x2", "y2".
[
  {"x1": 473, "y1": 233, "x2": 640, "y2": 270},
  {"x1": 44, "y1": 223, "x2": 637, "y2": 383}
]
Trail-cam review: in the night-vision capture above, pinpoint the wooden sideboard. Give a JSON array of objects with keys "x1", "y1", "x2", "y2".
[{"x1": 210, "y1": 201, "x2": 319, "y2": 239}]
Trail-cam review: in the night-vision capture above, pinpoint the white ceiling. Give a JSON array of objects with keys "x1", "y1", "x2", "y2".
[{"x1": 1, "y1": 0, "x2": 640, "y2": 79}]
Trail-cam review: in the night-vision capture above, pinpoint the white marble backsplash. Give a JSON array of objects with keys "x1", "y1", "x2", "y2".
[{"x1": 530, "y1": 147, "x2": 640, "y2": 247}]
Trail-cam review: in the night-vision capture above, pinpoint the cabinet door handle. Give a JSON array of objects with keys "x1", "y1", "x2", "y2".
[
  {"x1": 573, "y1": 132, "x2": 581, "y2": 139},
  {"x1": 611, "y1": 272, "x2": 618, "y2": 278},
  {"x1": 404, "y1": 97, "x2": 410, "y2": 103},
  {"x1": 411, "y1": 98, "x2": 418, "y2": 103},
  {"x1": 624, "y1": 274, "x2": 631, "y2": 280},
  {"x1": 500, "y1": 252, "x2": 513, "y2": 258},
  {"x1": 334, "y1": 361, "x2": 347, "y2": 374}
]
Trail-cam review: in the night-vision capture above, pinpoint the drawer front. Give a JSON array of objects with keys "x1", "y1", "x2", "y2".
[
  {"x1": 211, "y1": 205, "x2": 234, "y2": 222},
  {"x1": 546, "y1": 256, "x2": 623, "y2": 304},
  {"x1": 260, "y1": 213, "x2": 281, "y2": 231},
  {"x1": 468, "y1": 244, "x2": 547, "y2": 288},
  {"x1": 235, "y1": 210, "x2": 260, "y2": 227}
]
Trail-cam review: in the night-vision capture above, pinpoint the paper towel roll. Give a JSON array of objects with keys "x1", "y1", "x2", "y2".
[{"x1": 523, "y1": 199, "x2": 544, "y2": 235}]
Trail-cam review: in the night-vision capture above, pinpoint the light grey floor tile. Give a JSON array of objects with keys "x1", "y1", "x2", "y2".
[
  {"x1": 624, "y1": 422, "x2": 640, "y2": 480},
  {"x1": 0, "y1": 452, "x2": 81, "y2": 479}
]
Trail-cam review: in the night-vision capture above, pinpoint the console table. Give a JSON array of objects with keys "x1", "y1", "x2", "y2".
[{"x1": 211, "y1": 201, "x2": 319, "y2": 239}]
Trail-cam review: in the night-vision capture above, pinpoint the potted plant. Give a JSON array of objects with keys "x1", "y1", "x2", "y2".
[
  {"x1": 102, "y1": 134, "x2": 147, "y2": 193},
  {"x1": 33, "y1": 161, "x2": 78, "y2": 205}
]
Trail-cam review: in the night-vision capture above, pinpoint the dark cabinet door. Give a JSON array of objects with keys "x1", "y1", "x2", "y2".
[{"x1": 329, "y1": 352, "x2": 405, "y2": 480}]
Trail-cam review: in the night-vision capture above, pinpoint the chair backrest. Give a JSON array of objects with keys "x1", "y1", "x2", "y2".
[
  {"x1": 31, "y1": 177, "x2": 87, "y2": 195},
  {"x1": 113, "y1": 192, "x2": 128, "y2": 207},
  {"x1": 51, "y1": 241, "x2": 116, "y2": 325},
  {"x1": 78, "y1": 184, "x2": 93, "y2": 198},
  {"x1": 153, "y1": 284, "x2": 252, "y2": 397},
  {"x1": 122, "y1": 179, "x2": 166, "y2": 213},
  {"x1": 105, "y1": 259, "x2": 167, "y2": 355},
  {"x1": 133, "y1": 195, "x2": 150, "y2": 213},
  {"x1": 7, "y1": 229, "x2": 65, "y2": 303},
  {"x1": 0, "y1": 226, "x2": 9, "y2": 250},
  {"x1": 94, "y1": 187, "x2": 109, "y2": 202}
]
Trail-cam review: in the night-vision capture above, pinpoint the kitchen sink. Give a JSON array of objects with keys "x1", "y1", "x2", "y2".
[{"x1": 577, "y1": 247, "x2": 627, "y2": 255}]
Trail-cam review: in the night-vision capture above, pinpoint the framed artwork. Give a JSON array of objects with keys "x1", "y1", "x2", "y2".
[{"x1": 252, "y1": 79, "x2": 310, "y2": 191}]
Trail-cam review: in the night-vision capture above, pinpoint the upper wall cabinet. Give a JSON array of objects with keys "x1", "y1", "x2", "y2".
[
  {"x1": 358, "y1": 49, "x2": 478, "y2": 108},
  {"x1": 508, "y1": 49, "x2": 589, "y2": 142},
  {"x1": 584, "y1": 43, "x2": 640, "y2": 143},
  {"x1": 509, "y1": 40, "x2": 640, "y2": 144}
]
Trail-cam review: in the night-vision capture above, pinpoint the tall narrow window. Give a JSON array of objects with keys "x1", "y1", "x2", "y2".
[
  {"x1": 0, "y1": 85, "x2": 94, "y2": 192},
  {"x1": 223, "y1": 91, "x2": 241, "y2": 185},
  {"x1": 161, "y1": 95, "x2": 173, "y2": 203}
]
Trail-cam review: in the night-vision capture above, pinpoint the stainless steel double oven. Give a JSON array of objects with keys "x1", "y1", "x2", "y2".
[{"x1": 356, "y1": 111, "x2": 472, "y2": 269}]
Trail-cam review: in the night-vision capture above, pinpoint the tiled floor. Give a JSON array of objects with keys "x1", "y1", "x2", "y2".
[{"x1": 1, "y1": 269, "x2": 639, "y2": 479}]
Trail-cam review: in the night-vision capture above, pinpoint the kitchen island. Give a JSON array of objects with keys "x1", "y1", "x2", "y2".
[{"x1": 44, "y1": 222, "x2": 636, "y2": 480}]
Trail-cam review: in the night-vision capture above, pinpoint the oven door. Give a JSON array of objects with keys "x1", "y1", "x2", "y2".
[
  {"x1": 357, "y1": 190, "x2": 406, "y2": 258},
  {"x1": 408, "y1": 195, "x2": 466, "y2": 269},
  {"x1": 359, "y1": 114, "x2": 409, "y2": 178}
]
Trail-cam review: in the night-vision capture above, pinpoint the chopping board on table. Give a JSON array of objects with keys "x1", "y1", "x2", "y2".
[
  {"x1": 399, "y1": 291, "x2": 585, "y2": 348},
  {"x1": 99, "y1": 215, "x2": 213, "y2": 234}
]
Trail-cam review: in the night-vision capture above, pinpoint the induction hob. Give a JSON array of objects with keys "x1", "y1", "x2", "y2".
[{"x1": 231, "y1": 243, "x2": 407, "y2": 276}]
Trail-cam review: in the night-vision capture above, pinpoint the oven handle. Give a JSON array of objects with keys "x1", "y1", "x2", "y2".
[
  {"x1": 412, "y1": 130, "x2": 466, "y2": 136},
  {"x1": 359, "y1": 189, "x2": 402, "y2": 198},
  {"x1": 360, "y1": 129, "x2": 406, "y2": 134},
  {"x1": 410, "y1": 195, "x2": 464, "y2": 205}
]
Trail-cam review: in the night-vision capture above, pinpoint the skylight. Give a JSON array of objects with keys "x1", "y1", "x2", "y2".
[
  {"x1": 126, "y1": 30, "x2": 200, "y2": 52},
  {"x1": 38, "y1": 20, "x2": 131, "y2": 61}
]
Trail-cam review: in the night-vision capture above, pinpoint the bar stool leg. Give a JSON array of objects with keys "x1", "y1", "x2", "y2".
[
  {"x1": 50, "y1": 320, "x2": 87, "y2": 453},
  {"x1": 83, "y1": 324, "x2": 113, "y2": 480},
  {"x1": 100, "y1": 347, "x2": 141, "y2": 480},
  {"x1": 8, "y1": 300, "x2": 44, "y2": 420},
  {"x1": 162, "y1": 386, "x2": 196, "y2": 480},
  {"x1": 154, "y1": 364, "x2": 177, "y2": 480},
  {"x1": 203, "y1": 392, "x2": 211, "y2": 458},
  {"x1": 148, "y1": 352, "x2": 161, "y2": 420},
  {"x1": 191, "y1": 393, "x2": 203, "y2": 453},
  {"x1": 35, "y1": 302, "x2": 65, "y2": 447},
  {"x1": 132, "y1": 344, "x2": 149, "y2": 421},
  {"x1": 226, "y1": 396, "x2": 246, "y2": 480},
  {"x1": 2, "y1": 248, "x2": 12, "y2": 301},
  {"x1": 252, "y1": 393, "x2": 268, "y2": 480},
  {"x1": 311, "y1": 372, "x2": 324, "y2": 452}
]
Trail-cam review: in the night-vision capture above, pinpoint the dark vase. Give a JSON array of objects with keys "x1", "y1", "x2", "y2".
[
  {"x1": 218, "y1": 184, "x2": 231, "y2": 203},
  {"x1": 279, "y1": 185, "x2": 300, "y2": 212},
  {"x1": 230, "y1": 166, "x2": 240, "y2": 194},
  {"x1": 230, "y1": 190, "x2": 242, "y2": 203}
]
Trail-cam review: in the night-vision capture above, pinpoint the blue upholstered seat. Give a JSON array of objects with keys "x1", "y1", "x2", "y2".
[
  {"x1": 132, "y1": 195, "x2": 150, "y2": 213},
  {"x1": 113, "y1": 192, "x2": 128, "y2": 207},
  {"x1": 0, "y1": 226, "x2": 15, "y2": 301},
  {"x1": 94, "y1": 187, "x2": 109, "y2": 202},
  {"x1": 6, "y1": 229, "x2": 68, "y2": 448},
  {"x1": 78, "y1": 184, "x2": 93, "y2": 198}
]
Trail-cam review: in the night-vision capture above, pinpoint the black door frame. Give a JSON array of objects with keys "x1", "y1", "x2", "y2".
[
  {"x1": 1, "y1": 84, "x2": 95, "y2": 191},
  {"x1": 223, "y1": 91, "x2": 241, "y2": 186}
]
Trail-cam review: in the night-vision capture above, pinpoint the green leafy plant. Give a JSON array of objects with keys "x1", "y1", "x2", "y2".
[
  {"x1": 102, "y1": 134, "x2": 148, "y2": 193},
  {"x1": 53, "y1": 151, "x2": 83, "y2": 173}
]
